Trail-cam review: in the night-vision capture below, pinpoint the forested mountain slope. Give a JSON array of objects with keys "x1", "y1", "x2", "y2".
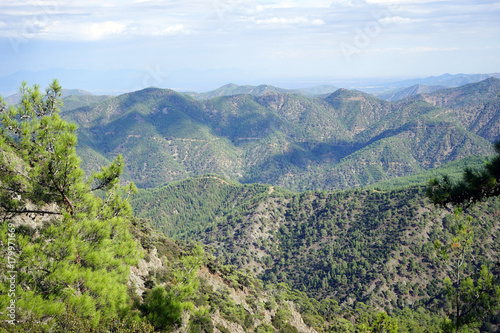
[
  {"x1": 410, "y1": 77, "x2": 500, "y2": 142},
  {"x1": 131, "y1": 175, "x2": 500, "y2": 315},
  {"x1": 59, "y1": 78, "x2": 500, "y2": 190}
]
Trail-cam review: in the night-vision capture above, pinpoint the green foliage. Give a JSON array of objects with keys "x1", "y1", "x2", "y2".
[
  {"x1": 369, "y1": 155, "x2": 492, "y2": 190},
  {"x1": 139, "y1": 244, "x2": 204, "y2": 330},
  {"x1": 392, "y1": 307, "x2": 443, "y2": 332},
  {"x1": 1, "y1": 302, "x2": 155, "y2": 332},
  {"x1": 216, "y1": 323, "x2": 231, "y2": 333},
  {"x1": 139, "y1": 286, "x2": 184, "y2": 330},
  {"x1": 427, "y1": 141, "x2": 500, "y2": 208},
  {"x1": 255, "y1": 323, "x2": 275, "y2": 333},
  {"x1": 271, "y1": 305, "x2": 294, "y2": 331},
  {"x1": 131, "y1": 175, "x2": 274, "y2": 237},
  {"x1": 133, "y1": 174, "x2": 500, "y2": 316},
  {"x1": 433, "y1": 210, "x2": 500, "y2": 332},
  {"x1": 0, "y1": 81, "x2": 141, "y2": 328},
  {"x1": 189, "y1": 308, "x2": 213, "y2": 333},
  {"x1": 60, "y1": 79, "x2": 500, "y2": 191},
  {"x1": 5, "y1": 80, "x2": 500, "y2": 332},
  {"x1": 427, "y1": 140, "x2": 500, "y2": 331},
  {"x1": 369, "y1": 312, "x2": 398, "y2": 333}
]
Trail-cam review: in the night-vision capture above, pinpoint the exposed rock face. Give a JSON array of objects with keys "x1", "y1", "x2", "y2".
[
  {"x1": 128, "y1": 249, "x2": 317, "y2": 333},
  {"x1": 5, "y1": 201, "x2": 61, "y2": 235},
  {"x1": 128, "y1": 247, "x2": 164, "y2": 296},
  {"x1": 288, "y1": 301, "x2": 318, "y2": 333}
]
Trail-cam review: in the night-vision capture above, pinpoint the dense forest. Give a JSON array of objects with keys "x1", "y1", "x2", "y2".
[{"x1": 1, "y1": 81, "x2": 500, "y2": 332}]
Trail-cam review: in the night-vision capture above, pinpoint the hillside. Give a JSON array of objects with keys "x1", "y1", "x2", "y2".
[
  {"x1": 60, "y1": 78, "x2": 500, "y2": 190},
  {"x1": 410, "y1": 77, "x2": 500, "y2": 142},
  {"x1": 131, "y1": 175, "x2": 500, "y2": 317}
]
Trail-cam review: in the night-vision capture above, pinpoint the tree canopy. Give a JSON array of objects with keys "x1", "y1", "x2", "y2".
[
  {"x1": 427, "y1": 141, "x2": 500, "y2": 208},
  {"x1": 0, "y1": 80, "x2": 142, "y2": 329}
]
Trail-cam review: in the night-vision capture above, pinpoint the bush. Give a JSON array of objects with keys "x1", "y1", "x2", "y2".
[
  {"x1": 255, "y1": 323, "x2": 275, "y2": 333},
  {"x1": 139, "y1": 287, "x2": 183, "y2": 330},
  {"x1": 189, "y1": 309, "x2": 214, "y2": 333}
]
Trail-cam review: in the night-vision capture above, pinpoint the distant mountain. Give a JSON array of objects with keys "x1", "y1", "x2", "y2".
[
  {"x1": 409, "y1": 77, "x2": 500, "y2": 142},
  {"x1": 60, "y1": 78, "x2": 499, "y2": 191},
  {"x1": 386, "y1": 73, "x2": 500, "y2": 91},
  {"x1": 4, "y1": 88, "x2": 95, "y2": 105},
  {"x1": 182, "y1": 83, "x2": 337, "y2": 100},
  {"x1": 60, "y1": 94, "x2": 112, "y2": 112},
  {"x1": 183, "y1": 83, "x2": 293, "y2": 100},
  {"x1": 297, "y1": 84, "x2": 338, "y2": 96},
  {"x1": 377, "y1": 84, "x2": 447, "y2": 101},
  {"x1": 355, "y1": 73, "x2": 500, "y2": 95}
]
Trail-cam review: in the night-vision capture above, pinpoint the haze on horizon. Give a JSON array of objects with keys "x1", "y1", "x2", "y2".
[{"x1": 0, "y1": 0, "x2": 499, "y2": 94}]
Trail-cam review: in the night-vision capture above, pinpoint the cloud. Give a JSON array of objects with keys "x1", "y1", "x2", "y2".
[
  {"x1": 379, "y1": 16, "x2": 413, "y2": 24},
  {"x1": 152, "y1": 24, "x2": 192, "y2": 36},
  {"x1": 329, "y1": 0, "x2": 364, "y2": 7},
  {"x1": 255, "y1": 0, "x2": 333, "y2": 10},
  {"x1": 255, "y1": 16, "x2": 326, "y2": 26},
  {"x1": 88, "y1": 21, "x2": 127, "y2": 40},
  {"x1": 41, "y1": 20, "x2": 129, "y2": 41}
]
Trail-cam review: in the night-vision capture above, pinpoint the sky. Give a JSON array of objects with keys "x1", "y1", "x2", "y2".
[{"x1": 0, "y1": 0, "x2": 499, "y2": 93}]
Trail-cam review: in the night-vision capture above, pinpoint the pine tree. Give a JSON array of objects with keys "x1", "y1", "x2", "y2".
[
  {"x1": 0, "y1": 80, "x2": 141, "y2": 329},
  {"x1": 427, "y1": 141, "x2": 500, "y2": 332},
  {"x1": 427, "y1": 141, "x2": 500, "y2": 208}
]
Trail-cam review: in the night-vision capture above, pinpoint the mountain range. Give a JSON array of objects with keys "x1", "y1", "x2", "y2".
[
  {"x1": 1, "y1": 70, "x2": 499, "y2": 96},
  {"x1": 183, "y1": 83, "x2": 338, "y2": 100},
  {"x1": 56, "y1": 77, "x2": 500, "y2": 191}
]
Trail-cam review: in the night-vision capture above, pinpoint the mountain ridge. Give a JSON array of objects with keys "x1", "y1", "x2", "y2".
[
  {"x1": 60, "y1": 78, "x2": 499, "y2": 190},
  {"x1": 130, "y1": 174, "x2": 500, "y2": 315}
]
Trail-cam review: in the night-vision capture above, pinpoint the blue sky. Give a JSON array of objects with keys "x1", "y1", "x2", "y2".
[{"x1": 0, "y1": 0, "x2": 499, "y2": 92}]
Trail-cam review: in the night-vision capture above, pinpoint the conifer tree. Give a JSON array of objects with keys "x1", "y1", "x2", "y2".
[
  {"x1": 427, "y1": 141, "x2": 500, "y2": 208},
  {"x1": 0, "y1": 80, "x2": 141, "y2": 329},
  {"x1": 427, "y1": 141, "x2": 500, "y2": 332}
]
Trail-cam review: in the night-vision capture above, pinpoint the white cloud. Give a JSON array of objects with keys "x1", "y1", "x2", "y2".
[
  {"x1": 41, "y1": 20, "x2": 129, "y2": 41},
  {"x1": 311, "y1": 19, "x2": 326, "y2": 25},
  {"x1": 153, "y1": 24, "x2": 192, "y2": 36},
  {"x1": 255, "y1": 0, "x2": 332, "y2": 10},
  {"x1": 379, "y1": 16, "x2": 413, "y2": 24},
  {"x1": 89, "y1": 21, "x2": 127, "y2": 40},
  {"x1": 255, "y1": 16, "x2": 326, "y2": 26},
  {"x1": 293, "y1": 0, "x2": 333, "y2": 8}
]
